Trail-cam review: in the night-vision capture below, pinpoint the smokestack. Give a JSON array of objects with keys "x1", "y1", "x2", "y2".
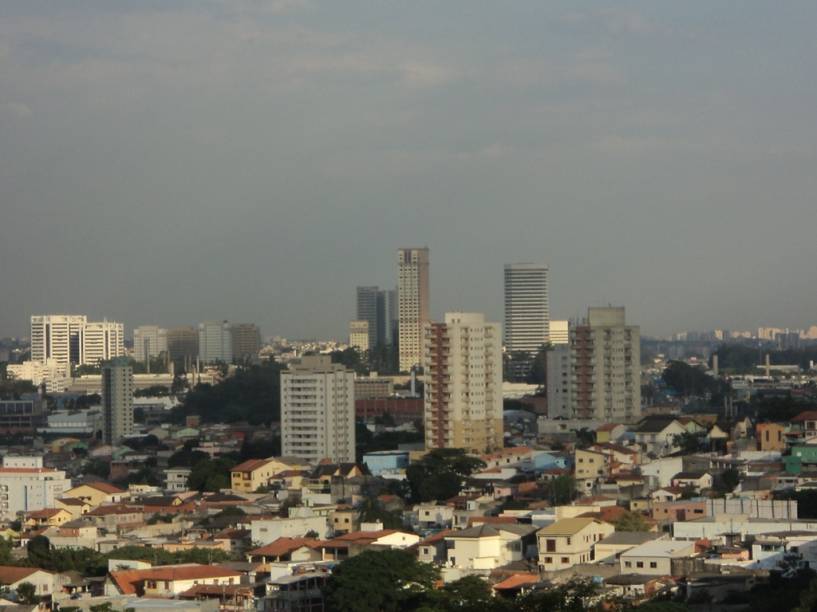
[{"x1": 712, "y1": 354, "x2": 719, "y2": 377}]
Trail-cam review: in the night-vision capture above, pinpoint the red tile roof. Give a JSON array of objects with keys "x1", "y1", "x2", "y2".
[
  {"x1": 26, "y1": 508, "x2": 63, "y2": 520},
  {"x1": 493, "y1": 573, "x2": 540, "y2": 591},
  {"x1": 0, "y1": 565, "x2": 48, "y2": 585},
  {"x1": 80, "y1": 481, "x2": 126, "y2": 494},
  {"x1": 87, "y1": 504, "x2": 142, "y2": 517},
  {"x1": 247, "y1": 537, "x2": 321, "y2": 557},
  {"x1": 110, "y1": 565, "x2": 242, "y2": 595},
  {"x1": 231, "y1": 459, "x2": 272, "y2": 473}
]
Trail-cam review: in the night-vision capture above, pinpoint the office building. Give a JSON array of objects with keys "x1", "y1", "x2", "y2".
[
  {"x1": 101, "y1": 357, "x2": 134, "y2": 444},
  {"x1": 397, "y1": 247, "x2": 430, "y2": 372},
  {"x1": 133, "y1": 325, "x2": 168, "y2": 363},
  {"x1": 198, "y1": 320, "x2": 233, "y2": 364},
  {"x1": 423, "y1": 312, "x2": 503, "y2": 453},
  {"x1": 166, "y1": 326, "x2": 199, "y2": 362},
  {"x1": 280, "y1": 355, "x2": 355, "y2": 463},
  {"x1": 0, "y1": 396, "x2": 46, "y2": 434},
  {"x1": 548, "y1": 307, "x2": 641, "y2": 422},
  {"x1": 356, "y1": 286, "x2": 398, "y2": 349},
  {"x1": 81, "y1": 320, "x2": 125, "y2": 366},
  {"x1": 504, "y1": 263, "x2": 549, "y2": 358},
  {"x1": 30, "y1": 315, "x2": 87, "y2": 366},
  {"x1": 0, "y1": 455, "x2": 70, "y2": 520},
  {"x1": 549, "y1": 320, "x2": 569, "y2": 345},
  {"x1": 348, "y1": 320, "x2": 370, "y2": 353},
  {"x1": 231, "y1": 323, "x2": 262, "y2": 361}
]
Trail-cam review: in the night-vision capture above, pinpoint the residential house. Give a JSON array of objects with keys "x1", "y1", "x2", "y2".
[
  {"x1": 620, "y1": 539, "x2": 696, "y2": 575},
  {"x1": 639, "y1": 456, "x2": 684, "y2": 489},
  {"x1": 671, "y1": 472, "x2": 713, "y2": 493},
  {"x1": 86, "y1": 504, "x2": 144, "y2": 531},
  {"x1": 575, "y1": 449, "x2": 610, "y2": 494},
  {"x1": 250, "y1": 514, "x2": 329, "y2": 545},
  {"x1": 605, "y1": 574, "x2": 672, "y2": 600},
  {"x1": 107, "y1": 564, "x2": 243, "y2": 597},
  {"x1": 0, "y1": 566, "x2": 55, "y2": 598},
  {"x1": 536, "y1": 517, "x2": 615, "y2": 571},
  {"x1": 634, "y1": 417, "x2": 686, "y2": 457},
  {"x1": 62, "y1": 482, "x2": 128, "y2": 507},
  {"x1": 319, "y1": 529, "x2": 420, "y2": 562},
  {"x1": 479, "y1": 447, "x2": 536, "y2": 469},
  {"x1": 649, "y1": 487, "x2": 686, "y2": 503},
  {"x1": 595, "y1": 423, "x2": 627, "y2": 444},
  {"x1": 757, "y1": 423, "x2": 786, "y2": 452},
  {"x1": 595, "y1": 532, "x2": 666, "y2": 563},
  {"x1": 444, "y1": 524, "x2": 537, "y2": 571},
  {"x1": 164, "y1": 468, "x2": 192, "y2": 492},
  {"x1": 246, "y1": 537, "x2": 323, "y2": 569},
  {"x1": 55, "y1": 497, "x2": 92, "y2": 519},
  {"x1": 330, "y1": 505, "x2": 358, "y2": 535},
  {"x1": 414, "y1": 503, "x2": 455, "y2": 531},
  {"x1": 230, "y1": 459, "x2": 282, "y2": 493},
  {"x1": 416, "y1": 530, "x2": 456, "y2": 565},
  {"x1": 793, "y1": 411, "x2": 817, "y2": 442},
  {"x1": 24, "y1": 507, "x2": 72, "y2": 528},
  {"x1": 652, "y1": 500, "x2": 707, "y2": 523}
]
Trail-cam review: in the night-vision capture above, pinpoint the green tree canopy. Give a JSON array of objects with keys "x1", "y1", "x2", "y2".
[
  {"x1": 325, "y1": 549, "x2": 439, "y2": 612},
  {"x1": 406, "y1": 448, "x2": 486, "y2": 502},
  {"x1": 613, "y1": 511, "x2": 650, "y2": 532}
]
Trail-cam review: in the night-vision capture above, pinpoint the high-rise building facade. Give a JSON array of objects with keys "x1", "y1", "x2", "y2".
[
  {"x1": 504, "y1": 263, "x2": 550, "y2": 357},
  {"x1": 231, "y1": 323, "x2": 262, "y2": 361},
  {"x1": 198, "y1": 321, "x2": 233, "y2": 364},
  {"x1": 548, "y1": 307, "x2": 641, "y2": 422},
  {"x1": 356, "y1": 286, "x2": 398, "y2": 349},
  {"x1": 356, "y1": 286, "x2": 379, "y2": 351},
  {"x1": 397, "y1": 247, "x2": 430, "y2": 372},
  {"x1": 549, "y1": 320, "x2": 569, "y2": 345},
  {"x1": 101, "y1": 357, "x2": 134, "y2": 444},
  {"x1": 348, "y1": 320, "x2": 370, "y2": 353},
  {"x1": 81, "y1": 320, "x2": 125, "y2": 366},
  {"x1": 30, "y1": 315, "x2": 87, "y2": 366},
  {"x1": 166, "y1": 326, "x2": 199, "y2": 362},
  {"x1": 133, "y1": 325, "x2": 168, "y2": 362},
  {"x1": 423, "y1": 312, "x2": 503, "y2": 453},
  {"x1": 280, "y1": 355, "x2": 355, "y2": 463}
]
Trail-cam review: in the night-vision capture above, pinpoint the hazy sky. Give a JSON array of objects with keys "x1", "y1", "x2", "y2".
[{"x1": 2, "y1": 1, "x2": 817, "y2": 340}]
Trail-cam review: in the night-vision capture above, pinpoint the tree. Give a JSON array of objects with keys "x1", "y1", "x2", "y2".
[
  {"x1": 516, "y1": 580, "x2": 598, "y2": 612},
  {"x1": 542, "y1": 475, "x2": 576, "y2": 506},
  {"x1": 16, "y1": 582, "x2": 37, "y2": 605},
  {"x1": 358, "y1": 498, "x2": 403, "y2": 530},
  {"x1": 187, "y1": 457, "x2": 236, "y2": 492},
  {"x1": 662, "y1": 361, "x2": 718, "y2": 397},
  {"x1": 27, "y1": 535, "x2": 51, "y2": 567},
  {"x1": 406, "y1": 449, "x2": 486, "y2": 502},
  {"x1": 325, "y1": 550, "x2": 438, "y2": 612},
  {"x1": 613, "y1": 511, "x2": 650, "y2": 532},
  {"x1": 435, "y1": 575, "x2": 501, "y2": 612},
  {"x1": 672, "y1": 432, "x2": 705, "y2": 454},
  {"x1": 717, "y1": 468, "x2": 740, "y2": 493}
]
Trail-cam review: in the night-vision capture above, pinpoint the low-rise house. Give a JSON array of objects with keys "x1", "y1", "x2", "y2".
[
  {"x1": 605, "y1": 574, "x2": 671, "y2": 600},
  {"x1": 414, "y1": 503, "x2": 455, "y2": 530},
  {"x1": 107, "y1": 564, "x2": 243, "y2": 597},
  {"x1": 595, "y1": 532, "x2": 667, "y2": 563},
  {"x1": 142, "y1": 494, "x2": 197, "y2": 515},
  {"x1": 620, "y1": 539, "x2": 696, "y2": 575},
  {"x1": 575, "y1": 449, "x2": 610, "y2": 493},
  {"x1": 492, "y1": 573, "x2": 542, "y2": 598},
  {"x1": 0, "y1": 566, "x2": 55, "y2": 597},
  {"x1": 319, "y1": 529, "x2": 419, "y2": 561},
  {"x1": 330, "y1": 505, "x2": 358, "y2": 535},
  {"x1": 416, "y1": 529, "x2": 455, "y2": 565},
  {"x1": 55, "y1": 496, "x2": 93, "y2": 519},
  {"x1": 250, "y1": 514, "x2": 329, "y2": 545},
  {"x1": 87, "y1": 504, "x2": 145, "y2": 531},
  {"x1": 164, "y1": 468, "x2": 192, "y2": 492},
  {"x1": 639, "y1": 456, "x2": 684, "y2": 489},
  {"x1": 479, "y1": 447, "x2": 535, "y2": 469},
  {"x1": 246, "y1": 537, "x2": 323, "y2": 569},
  {"x1": 213, "y1": 528, "x2": 251, "y2": 554},
  {"x1": 589, "y1": 443, "x2": 639, "y2": 468},
  {"x1": 595, "y1": 423, "x2": 627, "y2": 444},
  {"x1": 651, "y1": 499, "x2": 707, "y2": 523},
  {"x1": 536, "y1": 517, "x2": 614, "y2": 572},
  {"x1": 48, "y1": 519, "x2": 100, "y2": 549},
  {"x1": 649, "y1": 487, "x2": 685, "y2": 503},
  {"x1": 25, "y1": 507, "x2": 73, "y2": 528},
  {"x1": 793, "y1": 411, "x2": 817, "y2": 442},
  {"x1": 444, "y1": 524, "x2": 537, "y2": 571},
  {"x1": 62, "y1": 481, "x2": 128, "y2": 507},
  {"x1": 671, "y1": 472, "x2": 713, "y2": 493},
  {"x1": 757, "y1": 423, "x2": 786, "y2": 452},
  {"x1": 634, "y1": 417, "x2": 686, "y2": 457},
  {"x1": 231, "y1": 459, "x2": 282, "y2": 493}
]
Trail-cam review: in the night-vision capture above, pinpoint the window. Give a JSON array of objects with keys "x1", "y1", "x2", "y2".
[
  {"x1": 561, "y1": 557, "x2": 569, "y2": 564},
  {"x1": 636, "y1": 561, "x2": 644, "y2": 568},
  {"x1": 545, "y1": 557, "x2": 552, "y2": 563},
  {"x1": 650, "y1": 562, "x2": 657, "y2": 568},
  {"x1": 546, "y1": 539, "x2": 556, "y2": 552},
  {"x1": 625, "y1": 561, "x2": 631, "y2": 568},
  {"x1": 567, "y1": 537, "x2": 571, "y2": 546}
]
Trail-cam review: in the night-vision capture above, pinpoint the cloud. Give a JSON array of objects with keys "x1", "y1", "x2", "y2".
[{"x1": 0, "y1": 102, "x2": 32, "y2": 119}]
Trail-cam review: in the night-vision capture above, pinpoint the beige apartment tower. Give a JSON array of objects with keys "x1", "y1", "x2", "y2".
[
  {"x1": 423, "y1": 312, "x2": 503, "y2": 453},
  {"x1": 280, "y1": 355, "x2": 356, "y2": 464},
  {"x1": 348, "y1": 320, "x2": 370, "y2": 353},
  {"x1": 397, "y1": 247, "x2": 430, "y2": 372}
]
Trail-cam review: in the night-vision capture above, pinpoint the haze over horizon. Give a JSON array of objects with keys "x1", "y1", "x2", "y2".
[{"x1": 2, "y1": 1, "x2": 816, "y2": 340}]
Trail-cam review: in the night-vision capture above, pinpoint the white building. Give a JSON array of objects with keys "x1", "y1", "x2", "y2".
[
  {"x1": 546, "y1": 344, "x2": 572, "y2": 418},
  {"x1": 504, "y1": 263, "x2": 549, "y2": 358},
  {"x1": 40, "y1": 409, "x2": 103, "y2": 436},
  {"x1": 250, "y1": 515, "x2": 330, "y2": 546},
  {"x1": 397, "y1": 247, "x2": 430, "y2": 372},
  {"x1": 81, "y1": 320, "x2": 125, "y2": 366},
  {"x1": 133, "y1": 325, "x2": 168, "y2": 362},
  {"x1": 0, "y1": 456, "x2": 70, "y2": 520},
  {"x1": 348, "y1": 320, "x2": 370, "y2": 353},
  {"x1": 198, "y1": 320, "x2": 233, "y2": 364},
  {"x1": 620, "y1": 540, "x2": 696, "y2": 575},
  {"x1": 6, "y1": 359, "x2": 69, "y2": 393},
  {"x1": 423, "y1": 312, "x2": 503, "y2": 453},
  {"x1": 280, "y1": 355, "x2": 356, "y2": 463},
  {"x1": 101, "y1": 357, "x2": 134, "y2": 444},
  {"x1": 30, "y1": 314, "x2": 87, "y2": 366}
]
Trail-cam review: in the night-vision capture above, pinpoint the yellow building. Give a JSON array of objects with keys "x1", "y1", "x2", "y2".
[
  {"x1": 62, "y1": 482, "x2": 127, "y2": 508},
  {"x1": 574, "y1": 449, "x2": 609, "y2": 494},
  {"x1": 536, "y1": 517, "x2": 615, "y2": 571},
  {"x1": 230, "y1": 458, "x2": 309, "y2": 493}
]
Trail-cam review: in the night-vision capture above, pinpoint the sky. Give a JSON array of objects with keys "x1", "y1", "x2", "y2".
[{"x1": 1, "y1": 1, "x2": 817, "y2": 340}]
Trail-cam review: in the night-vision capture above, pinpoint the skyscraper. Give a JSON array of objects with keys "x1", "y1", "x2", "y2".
[
  {"x1": 230, "y1": 323, "x2": 262, "y2": 361},
  {"x1": 280, "y1": 355, "x2": 355, "y2": 463},
  {"x1": 198, "y1": 321, "x2": 233, "y2": 364},
  {"x1": 133, "y1": 325, "x2": 168, "y2": 363},
  {"x1": 548, "y1": 307, "x2": 641, "y2": 422},
  {"x1": 30, "y1": 315, "x2": 87, "y2": 366},
  {"x1": 423, "y1": 312, "x2": 503, "y2": 453},
  {"x1": 397, "y1": 247, "x2": 430, "y2": 372},
  {"x1": 101, "y1": 357, "x2": 134, "y2": 444},
  {"x1": 356, "y1": 286, "x2": 397, "y2": 349},
  {"x1": 348, "y1": 320, "x2": 370, "y2": 353},
  {"x1": 81, "y1": 320, "x2": 125, "y2": 366},
  {"x1": 356, "y1": 286, "x2": 379, "y2": 351},
  {"x1": 504, "y1": 263, "x2": 550, "y2": 358}
]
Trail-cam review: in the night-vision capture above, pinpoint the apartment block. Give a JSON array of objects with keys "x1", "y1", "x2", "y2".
[
  {"x1": 397, "y1": 248, "x2": 429, "y2": 372},
  {"x1": 132, "y1": 325, "x2": 167, "y2": 362},
  {"x1": 101, "y1": 357, "x2": 134, "y2": 444},
  {"x1": 423, "y1": 312, "x2": 503, "y2": 454},
  {"x1": 81, "y1": 320, "x2": 125, "y2": 366},
  {"x1": 280, "y1": 355, "x2": 356, "y2": 463}
]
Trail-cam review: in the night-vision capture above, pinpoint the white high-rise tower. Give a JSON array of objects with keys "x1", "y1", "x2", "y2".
[{"x1": 30, "y1": 315, "x2": 87, "y2": 366}]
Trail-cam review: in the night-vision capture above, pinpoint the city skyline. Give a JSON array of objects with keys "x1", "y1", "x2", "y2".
[{"x1": 2, "y1": 2, "x2": 817, "y2": 340}]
